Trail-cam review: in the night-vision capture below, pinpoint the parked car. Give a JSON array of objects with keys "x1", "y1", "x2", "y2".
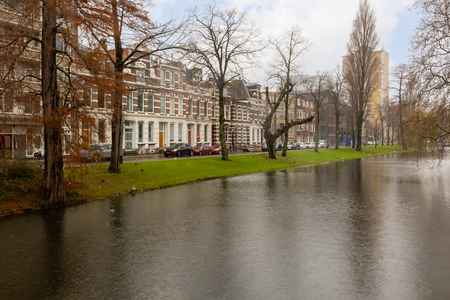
[
  {"x1": 193, "y1": 144, "x2": 212, "y2": 155},
  {"x1": 242, "y1": 144, "x2": 261, "y2": 152},
  {"x1": 305, "y1": 142, "x2": 315, "y2": 149},
  {"x1": 80, "y1": 144, "x2": 112, "y2": 162},
  {"x1": 318, "y1": 140, "x2": 327, "y2": 148},
  {"x1": 164, "y1": 143, "x2": 194, "y2": 157},
  {"x1": 291, "y1": 143, "x2": 300, "y2": 150},
  {"x1": 298, "y1": 143, "x2": 306, "y2": 149},
  {"x1": 211, "y1": 144, "x2": 230, "y2": 154},
  {"x1": 287, "y1": 143, "x2": 293, "y2": 150},
  {"x1": 261, "y1": 144, "x2": 268, "y2": 152},
  {"x1": 367, "y1": 141, "x2": 374, "y2": 145}
]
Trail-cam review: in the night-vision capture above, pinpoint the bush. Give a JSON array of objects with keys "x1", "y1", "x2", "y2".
[{"x1": 0, "y1": 159, "x2": 41, "y2": 181}]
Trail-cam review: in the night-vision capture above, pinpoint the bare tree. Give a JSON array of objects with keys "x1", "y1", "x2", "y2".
[
  {"x1": 408, "y1": 0, "x2": 450, "y2": 155},
  {"x1": 268, "y1": 25, "x2": 310, "y2": 156},
  {"x1": 75, "y1": 0, "x2": 187, "y2": 173},
  {"x1": 326, "y1": 65, "x2": 346, "y2": 150},
  {"x1": 344, "y1": 0, "x2": 380, "y2": 151},
  {"x1": 305, "y1": 71, "x2": 329, "y2": 152},
  {"x1": 374, "y1": 98, "x2": 386, "y2": 145},
  {"x1": 182, "y1": 2, "x2": 263, "y2": 161},
  {"x1": 391, "y1": 64, "x2": 410, "y2": 150},
  {"x1": 263, "y1": 83, "x2": 314, "y2": 159}
]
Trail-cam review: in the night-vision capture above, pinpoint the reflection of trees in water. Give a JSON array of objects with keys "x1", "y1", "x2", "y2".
[{"x1": 42, "y1": 209, "x2": 67, "y2": 299}]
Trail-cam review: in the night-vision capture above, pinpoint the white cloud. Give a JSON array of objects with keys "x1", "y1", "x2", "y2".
[
  {"x1": 153, "y1": 0, "x2": 416, "y2": 84},
  {"x1": 222, "y1": 0, "x2": 415, "y2": 83}
]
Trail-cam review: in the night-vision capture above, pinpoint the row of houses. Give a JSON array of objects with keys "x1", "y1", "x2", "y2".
[{"x1": 0, "y1": 4, "x2": 349, "y2": 159}]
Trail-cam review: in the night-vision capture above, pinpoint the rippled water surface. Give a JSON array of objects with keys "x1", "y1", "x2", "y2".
[{"x1": 2, "y1": 154, "x2": 450, "y2": 300}]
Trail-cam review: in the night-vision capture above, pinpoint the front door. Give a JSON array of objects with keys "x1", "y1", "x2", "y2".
[
  {"x1": 14, "y1": 135, "x2": 26, "y2": 158},
  {"x1": 0, "y1": 135, "x2": 13, "y2": 158},
  {"x1": 188, "y1": 131, "x2": 191, "y2": 145},
  {"x1": 159, "y1": 132, "x2": 163, "y2": 148},
  {"x1": 125, "y1": 128, "x2": 133, "y2": 150}
]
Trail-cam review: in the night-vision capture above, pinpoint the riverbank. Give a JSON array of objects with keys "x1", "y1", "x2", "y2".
[{"x1": 0, "y1": 145, "x2": 404, "y2": 217}]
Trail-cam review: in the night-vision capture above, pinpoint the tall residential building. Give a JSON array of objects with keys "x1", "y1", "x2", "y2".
[{"x1": 342, "y1": 49, "x2": 389, "y2": 126}]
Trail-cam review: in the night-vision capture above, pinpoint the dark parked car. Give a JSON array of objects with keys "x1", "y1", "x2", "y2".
[
  {"x1": 164, "y1": 143, "x2": 194, "y2": 157},
  {"x1": 80, "y1": 144, "x2": 112, "y2": 162},
  {"x1": 291, "y1": 143, "x2": 300, "y2": 150},
  {"x1": 211, "y1": 144, "x2": 230, "y2": 154},
  {"x1": 193, "y1": 144, "x2": 212, "y2": 155}
]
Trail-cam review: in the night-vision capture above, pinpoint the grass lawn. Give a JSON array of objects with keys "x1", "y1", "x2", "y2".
[
  {"x1": 69, "y1": 145, "x2": 404, "y2": 200},
  {"x1": 0, "y1": 145, "x2": 404, "y2": 217}
]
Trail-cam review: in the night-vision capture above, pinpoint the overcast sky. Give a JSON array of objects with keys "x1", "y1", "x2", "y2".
[{"x1": 151, "y1": 0, "x2": 419, "y2": 84}]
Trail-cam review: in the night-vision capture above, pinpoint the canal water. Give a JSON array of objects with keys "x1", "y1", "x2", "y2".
[{"x1": 1, "y1": 154, "x2": 450, "y2": 300}]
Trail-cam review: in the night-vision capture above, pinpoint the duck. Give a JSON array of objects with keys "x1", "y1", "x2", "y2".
[
  {"x1": 110, "y1": 207, "x2": 115, "y2": 212},
  {"x1": 131, "y1": 185, "x2": 137, "y2": 194}
]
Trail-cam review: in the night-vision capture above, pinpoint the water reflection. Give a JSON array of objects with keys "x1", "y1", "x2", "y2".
[{"x1": 1, "y1": 155, "x2": 450, "y2": 299}]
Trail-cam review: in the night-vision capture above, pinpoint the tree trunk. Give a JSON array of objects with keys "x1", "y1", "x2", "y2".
[
  {"x1": 109, "y1": 86, "x2": 123, "y2": 173},
  {"x1": 42, "y1": 0, "x2": 67, "y2": 205},
  {"x1": 109, "y1": 2, "x2": 124, "y2": 173},
  {"x1": 335, "y1": 109, "x2": 339, "y2": 150},
  {"x1": 314, "y1": 109, "x2": 319, "y2": 152},
  {"x1": 219, "y1": 91, "x2": 229, "y2": 161},
  {"x1": 386, "y1": 124, "x2": 390, "y2": 145},
  {"x1": 399, "y1": 79, "x2": 407, "y2": 151},
  {"x1": 267, "y1": 136, "x2": 276, "y2": 159},
  {"x1": 356, "y1": 115, "x2": 363, "y2": 151},
  {"x1": 351, "y1": 113, "x2": 355, "y2": 148},
  {"x1": 282, "y1": 93, "x2": 289, "y2": 156}
]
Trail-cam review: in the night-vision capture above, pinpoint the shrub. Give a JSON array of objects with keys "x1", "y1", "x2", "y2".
[{"x1": 0, "y1": 159, "x2": 41, "y2": 181}]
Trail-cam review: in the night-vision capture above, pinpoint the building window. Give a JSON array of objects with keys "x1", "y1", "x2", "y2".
[
  {"x1": 178, "y1": 73, "x2": 182, "y2": 87},
  {"x1": 98, "y1": 119, "x2": 106, "y2": 143},
  {"x1": 204, "y1": 125, "x2": 208, "y2": 142},
  {"x1": 170, "y1": 97, "x2": 174, "y2": 114},
  {"x1": 212, "y1": 105, "x2": 215, "y2": 119},
  {"x1": 84, "y1": 88, "x2": 91, "y2": 107},
  {"x1": 126, "y1": 92, "x2": 132, "y2": 111},
  {"x1": 225, "y1": 105, "x2": 230, "y2": 119},
  {"x1": 178, "y1": 98, "x2": 183, "y2": 115},
  {"x1": 252, "y1": 128, "x2": 255, "y2": 141},
  {"x1": 178, "y1": 124, "x2": 182, "y2": 142},
  {"x1": 56, "y1": 36, "x2": 63, "y2": 51},
  {"x1": 138, "y1": 91, "x2": 143, "y2": 111},
  {"x1": 160, "y1": 96, "x2": 166, "y2": 114},
  {"x1": 204, "y1": 101, "x2": 208, "y2": 118},
  {"x1": 148, "y1": 123, "x2": 153, "y2": 142},
  {"x1": 169, "y1": 71, "x2": 174, "y2": 86},
  {"x1": 98, "y1": 88, "x2": 105, "y2": 108},
  {"x1": 138, "y1": 123, "x2": 143, "y2": 142},
  {"x1": 136, "y1": 67, "x2": 145, "y2": 82},
  {"x1": 160, "y1": 69, "x2": 165, "y2": 86},
  {"x1": 148, "y1": 93, "x2": 154, "y2": 112},
  {"x1": 170, "y1": 124, "x2": 174, "y2": 142}
]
